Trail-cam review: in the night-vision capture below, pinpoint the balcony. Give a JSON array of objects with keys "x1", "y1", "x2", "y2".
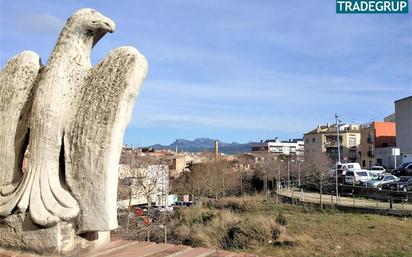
[{"x1": 324, "y1": 141, "x2": 338, "y2": 147}]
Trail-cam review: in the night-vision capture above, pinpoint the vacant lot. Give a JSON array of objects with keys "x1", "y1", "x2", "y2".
[
  {"x1": 230, "y1": 197, "x2": 412, "y2": 257},
  {"x1": 117, "y1": 196, "x2": 412, "y2": 257}
]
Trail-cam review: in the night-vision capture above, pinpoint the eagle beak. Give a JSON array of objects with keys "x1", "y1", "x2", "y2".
[
  {"x1": 92, "y1": 18, "x2": 116, "y2": 48},
  {"x1": 102, "y1": 19, "x2": 116, "y2": 33}
]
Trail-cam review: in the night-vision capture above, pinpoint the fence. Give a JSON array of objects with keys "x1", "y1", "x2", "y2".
[{"x1": 276, "y1": 183, "x2": 412, "y2": 214}]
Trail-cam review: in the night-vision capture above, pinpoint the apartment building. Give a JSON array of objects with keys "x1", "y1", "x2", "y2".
[
  {"x1": 395, "y1": 96, "x2": 412, "y2": 163},
  {"x1": 304, "y1": 123, "x2": 360, "y2": 162},
  {"x1": 358, "y1": 122, "x2": 396, "y2": 169},
  {"x1": 251, "y1": 138, "x2": 304, "y2": 157}
]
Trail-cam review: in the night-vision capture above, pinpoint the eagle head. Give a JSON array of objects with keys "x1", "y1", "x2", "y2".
[{"x1": 67, "y1": 8, "x2": 116, "y2": 47}]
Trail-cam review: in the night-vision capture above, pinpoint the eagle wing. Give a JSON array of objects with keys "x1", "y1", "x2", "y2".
[
  {"x1": 0, "y1": 51, "x2": 41, "y2": 215},
  {"x1": 0, "y1": 51, "x2": 41, "y2": 186},
  {"x1": 64, "y1": 46, "x2": 148, "y2": 233}
]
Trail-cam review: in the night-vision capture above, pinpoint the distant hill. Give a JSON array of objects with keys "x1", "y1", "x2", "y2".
[{"x1": 149, "y1": 137, "x2": 255, "y2": 154}]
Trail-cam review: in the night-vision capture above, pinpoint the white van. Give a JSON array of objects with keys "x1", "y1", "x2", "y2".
[
  {"x1": 337, "y1": 162, "x2": 361, "y2": 175},
  {"x1": 329, "y1": 162, "x2": 362, "y2": 182}
]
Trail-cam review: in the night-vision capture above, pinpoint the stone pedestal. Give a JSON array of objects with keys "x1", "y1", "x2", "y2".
[{"x1": 0, "y1": 214, "x2": 110, "y2": 254}]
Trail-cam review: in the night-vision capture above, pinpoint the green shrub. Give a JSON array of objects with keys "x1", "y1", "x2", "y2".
[
  {"x1": 222, "y1": 215, "x2": 282, "y2": 250},
  {"x1": 132, "y1": 197, "x2": 285, "y2": 251},
  {"x1": 177, "y1": 206, "x2": 217, "y2": 225},
  {"x1": 212, "y1": 197, "x2": 260, "y2": 212},
  {"x1": 276, "y1": 213, "x2": 287, "y2": 226}
]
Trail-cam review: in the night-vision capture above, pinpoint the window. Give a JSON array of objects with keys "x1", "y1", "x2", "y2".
[
  {"x1": 349, "y1": 150, "x2": 357, "y2": 159},
  {"x1": 362, "y1": 160, "x2": 366, "y2": 167},
  {"x1": 306, "y1": 138, "x2": 309, "y2": 143},
  {"x1": 312, "y1": 138, "x2": 316, "y2": 143},
  {"x1": 348, "y1": 137, "x2": 357, "y2": 147},
  {"x1": 356, "y1": 171, "x2": 367, "y2": 176}
]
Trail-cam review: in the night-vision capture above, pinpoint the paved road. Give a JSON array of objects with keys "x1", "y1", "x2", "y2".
[{"x1": 278, "y1": 189, "x2": 412, "y2": 211}]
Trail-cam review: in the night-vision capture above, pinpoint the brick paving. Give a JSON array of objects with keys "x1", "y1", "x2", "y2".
[{"x1": 0, "y1": 240, "x2": 260, "y2": 257}]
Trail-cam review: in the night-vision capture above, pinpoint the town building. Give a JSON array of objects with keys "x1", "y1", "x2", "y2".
[
  {"x1": 251, "y1": 138, "x2": 304, "y2": 157},
  {"x1": 395, "y1": 96, "x2": 412, "y2": 163},
  {"x1": 358, "y1": 122, "x2": 397, "y2": 169},
  {"x1": 118, "y1": 164, "x2": 169, "y2": 207},
  {"x1": 384, "y1": 113, "x2": 396, "y2": 122},
  {"x1": 303, "y1": 123, "x2": 360, "y2": 162}
]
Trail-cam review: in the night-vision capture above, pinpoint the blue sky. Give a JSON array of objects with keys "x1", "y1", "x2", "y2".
[{"x1": 1, "y1": 1, "x2": 411, "y2": 146}]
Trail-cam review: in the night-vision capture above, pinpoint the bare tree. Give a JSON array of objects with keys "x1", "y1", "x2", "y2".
[
  {"x1": 119, "y1": 150, "x2": 169, "y2": 234},
  {"x1": 304, "y1": 153, "x2": 333, "y2": 208},
  {"x1": 255, "y1": 156, "x2": 288, "y2": 196},
  {"x1": 236, "y1": 159, "x2": 253, "y2": 197},
  {"x1": 171, "y1": 160, "x2": 235, "y2": 200}
]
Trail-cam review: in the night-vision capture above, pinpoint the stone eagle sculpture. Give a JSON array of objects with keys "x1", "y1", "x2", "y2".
[{"x1": 0, "y1": 8, "x2": 148, "y2": 233}]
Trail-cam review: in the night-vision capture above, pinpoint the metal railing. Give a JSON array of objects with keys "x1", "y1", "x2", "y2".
[{"x1": 276, "y1": 181, "x2": 412, "y2": 212}]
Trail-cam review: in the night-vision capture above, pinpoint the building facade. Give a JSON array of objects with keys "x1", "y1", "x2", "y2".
[
  {"x1": 358, "y1": 122, "x2": 397, "y2": 169},
  {"x1": 395, "y1": 96, "x2": 412, "y2": 163},
  {"x1": 304, "y1": 124, "x2": 361, "y2": 162},
  {"x1": 251, "y1": 138, "x2": 304, "y2": 157}
]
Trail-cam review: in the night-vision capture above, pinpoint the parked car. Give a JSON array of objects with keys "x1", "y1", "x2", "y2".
[
  {"x1": 392, "y1": 162, "x2": 412, "y2": 177},
  {"x1": 369, "y1": 165, "x2": 386, "y2": 175},
  {"x1": 385, "y1": 176, "x2": 412, "y2": 192},
  {"x1": 364, "y1": 175, "x2": 398, "y2": 189},
  {"x1": 345, "y1": 170, "x2": 373, "y2": 185}
]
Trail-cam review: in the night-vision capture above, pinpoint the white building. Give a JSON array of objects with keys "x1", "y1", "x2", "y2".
[
  {"x1": 251, "y1": 138, "x2": 304, "y2": 157},
  {"x1": 117, "y1": 164, "x2": 169, "y2": 207},
  {"x1": 395, "y1": 96, "x2": 412, "y2": 163}
]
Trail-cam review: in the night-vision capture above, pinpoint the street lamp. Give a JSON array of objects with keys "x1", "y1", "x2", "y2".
[
  {"x1": 279, "y1": 159, "x2": 284, "y2": 191},
  {"x1": 335, "y1": 113, "x2": 342, "y2": 204}
]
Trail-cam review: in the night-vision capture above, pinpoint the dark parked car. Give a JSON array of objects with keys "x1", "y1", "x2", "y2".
[
  {"x1": 392, "y1": 162, "x2": 412, "y2": 177},
  {"x1": 385, "y1": 176, "x2": 412, "y2": 192}
]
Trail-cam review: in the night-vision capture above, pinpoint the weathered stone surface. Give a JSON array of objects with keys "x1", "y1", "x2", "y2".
[
  {"x1": 0, "y1": 8, "x2": 147, "y2": 253},
  {"x1": 0, "y1": 214, "x2": 109, "y2": 254},
  {"x1": 0, "y1": 51, "x2": 40, "y2": 187}
]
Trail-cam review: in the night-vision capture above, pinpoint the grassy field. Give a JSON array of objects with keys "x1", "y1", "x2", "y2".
[
  {"x1": 232, "y1": 197, "x2": 412, "y2": 257},
  {"x1": 118, "y1": 196, "x2": 412, "y2": 257}
]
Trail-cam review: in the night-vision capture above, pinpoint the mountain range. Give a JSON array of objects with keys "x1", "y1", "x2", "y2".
[{"x1": 149, "y1": 138, "x2": 256, "y2": 154}]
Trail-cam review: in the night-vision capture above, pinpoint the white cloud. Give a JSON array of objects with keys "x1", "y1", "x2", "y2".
[
  {"x1": 15, "y1": 13, "x2": 64, "y2": 35},
  {"x1": 132, "y1": 112, "x2": 313, "y2": 135},
  {"x1": 140, "y1": 71, "x2": 407, "y2": 105}
]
